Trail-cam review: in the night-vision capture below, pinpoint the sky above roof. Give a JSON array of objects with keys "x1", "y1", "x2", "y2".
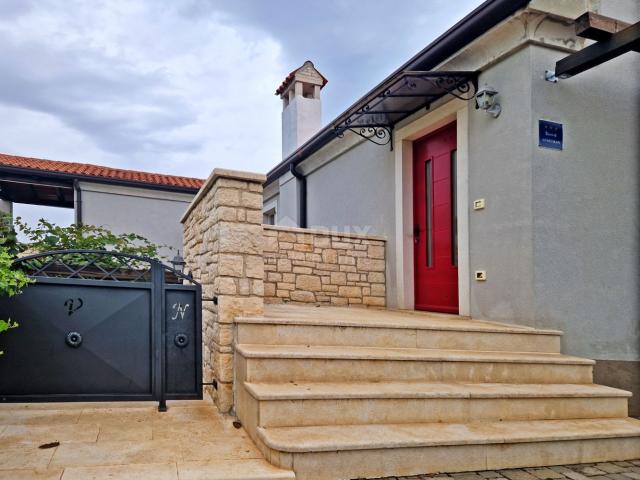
[{"x1": 0, "y1": 0, "x2": 484, "y2": 182}]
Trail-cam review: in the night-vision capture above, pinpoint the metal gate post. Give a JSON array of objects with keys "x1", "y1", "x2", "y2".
[{"x1": 151, "y1": 260, "x2": 167, "y2": 412}]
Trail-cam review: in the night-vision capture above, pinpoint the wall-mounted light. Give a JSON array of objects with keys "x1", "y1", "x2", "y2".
[{"x1": 475, "y1": 85, "x2": 501, "y2": 118}]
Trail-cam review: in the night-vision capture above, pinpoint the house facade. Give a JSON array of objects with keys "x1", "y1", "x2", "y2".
[
  {"x1": 0, "y1": 153, "x2": 203, "y2": 259},
  {"x1": 2, "y1": 2, "x2": 640, "y2": 477},
  {"x1": 263, "y1": 0, "x2": 640, "y2": 413}
]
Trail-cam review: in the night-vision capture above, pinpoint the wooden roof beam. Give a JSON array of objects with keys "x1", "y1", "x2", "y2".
[
  {"x1": 554, "y1": 19, "x2": 640, "y2": 79},
  {"x1": 575, "y1": 11, "x2": 632, "y2": 43}
]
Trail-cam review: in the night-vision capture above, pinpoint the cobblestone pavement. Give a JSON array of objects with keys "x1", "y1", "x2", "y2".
[{"x1": 373, "y1": 460, "x2": 640, "y2": 480}]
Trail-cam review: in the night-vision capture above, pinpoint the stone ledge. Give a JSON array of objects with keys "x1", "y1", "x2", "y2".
[
  {"x1": 182, "y1": 168, "x2": 267, "y2": 223},
  {"x1": 263, "y1": 224, "x2": 386, "y2": 242}
]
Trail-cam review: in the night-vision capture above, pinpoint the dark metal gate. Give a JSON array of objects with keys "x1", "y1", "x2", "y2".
[{"x1": 0, "y1": 250, "x2": 202, "y2": 410}]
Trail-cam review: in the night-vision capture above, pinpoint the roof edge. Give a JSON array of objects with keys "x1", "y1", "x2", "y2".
[
  {"x1": 0, "y1": 153, "x2": 204, "y2": 192},
  {"x1": 0, "y1": 165, "x2": 202, "y2": 194}
]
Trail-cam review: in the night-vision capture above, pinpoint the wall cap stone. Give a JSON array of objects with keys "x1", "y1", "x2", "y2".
[
  {"x1": 264, "y1": 224, "x2": 386, "y2": 242},
  {"x1": 182, "y1": 168, "x2": 267, "y2": 223}
]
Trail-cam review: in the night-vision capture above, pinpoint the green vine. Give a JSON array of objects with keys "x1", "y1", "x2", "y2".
[
  {"x1": 0, "y1": 212, "x2": 19, "y2": 256},
  {"x1": 0, "y1": 213, "x2": 168, "y2": 355},
  {"x1": 13, "y1": 217, "x2": 164, "y2": 258},
  {"x1": 0, "y1": 247, "x2": 33, "y2": 355}
]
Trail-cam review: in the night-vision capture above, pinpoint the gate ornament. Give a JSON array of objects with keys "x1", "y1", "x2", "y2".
[
  {"x1": 174, "y1": 333, "x2": 189, "y2": 348},
  {"x1": 64, "y1": 298, "x2": 84, "y2": 316},
  {"x1": 171, "y1": 302, "x2": 190, "y2": 320},
  {"x1": 65, "y1": 331, "x2": 83, "y2": 348},
  {"x1": 17, "y1": 250, "x2": 154, "y2": 282}
]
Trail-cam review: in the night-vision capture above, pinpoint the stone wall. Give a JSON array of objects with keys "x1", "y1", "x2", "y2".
[
  {"x1": 263, "y1": 225, "x2": 386, "y2": 306},
  {"x1": 181, "y1": 169, "x2": 265, "y2": 413}
]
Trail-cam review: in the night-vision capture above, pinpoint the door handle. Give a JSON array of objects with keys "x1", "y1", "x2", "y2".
[{"x1": 413, "y1": 225, "x2": 421, "y2": 244}]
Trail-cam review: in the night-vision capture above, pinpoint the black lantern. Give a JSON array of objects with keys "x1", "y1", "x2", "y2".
[{"x1": 171, "y1": 251, "x2": 186, "y2": 273}]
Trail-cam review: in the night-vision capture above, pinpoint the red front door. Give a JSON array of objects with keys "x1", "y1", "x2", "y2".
[{"x1": 413, "y1": 123, "x2": 458, "y2": 313}]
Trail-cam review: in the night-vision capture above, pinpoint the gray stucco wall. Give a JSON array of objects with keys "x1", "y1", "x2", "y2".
[
  {"x1": 599, "y1": 0, "x2": 638, "y2": 24},
  {"x1": 467, "y1": 40, "x2": 640, "y2": 363},
  {"x1": 468, "y1": 46, "x2": 536, "y2": 324},
  {"x1": 79, "y1": 182, "x2": 195, "y2": 260},
  {"x1": 277, "y1": 172, "x2": 300, "y2": 227},
  {"x1": 529, "y1": 43, "x2": 640, "y2": 362},
  {"x1": 305, "y1": 140, "x2": 397, "y2": 304}
]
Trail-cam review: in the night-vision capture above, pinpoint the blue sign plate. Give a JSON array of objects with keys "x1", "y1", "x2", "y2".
[{"x1": 539, "y1": 120, "x2": 563, "y2": 150}]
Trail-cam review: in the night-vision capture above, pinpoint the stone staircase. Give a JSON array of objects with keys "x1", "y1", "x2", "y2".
[{"x1": 234, "y1": 305, "x2": 640, "y2": 480}]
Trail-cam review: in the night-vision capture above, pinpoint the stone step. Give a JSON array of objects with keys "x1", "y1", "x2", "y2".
[
  {"x1": 176, "y1": 458, "x2": 295, "y2": 480},
  {"x1": 256, "y1": 417, "x2": 640, "y2": 480},
  {"x1": 235, "y1": 344, "x2": 594, "y2": 384},
  {"x1": 242, "y1": 382, "x2": 630, "y2": 426},
  {"x1": 238, "y1": 306, "x2": 562, "y2": 353}
]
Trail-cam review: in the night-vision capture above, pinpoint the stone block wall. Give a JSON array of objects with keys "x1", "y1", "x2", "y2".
[
  {"x1": 182, "y1": 169, "x2": 265, "y2": 413},
  {"x1": 263, "y1": 225, "x2": 386, "y2": 306}
]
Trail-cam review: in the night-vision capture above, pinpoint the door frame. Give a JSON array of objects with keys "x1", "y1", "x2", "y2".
[{"x1": 393, "y1": 99, "x2": 470, "y2": 315}]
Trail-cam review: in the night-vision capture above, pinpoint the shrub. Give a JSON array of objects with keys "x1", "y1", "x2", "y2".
[
  {"x1": 0, "y1": 212, "x2": 19, "y2": 256},
  {"x1": 0, "y1": 215, "x2": 168, "y2": 355},
  {"x1": 0, "y1": 247, "x2": 32, "y2": 354},
  {"x1": 13, "y1": 217, "x2": 165, "y2": 258}
]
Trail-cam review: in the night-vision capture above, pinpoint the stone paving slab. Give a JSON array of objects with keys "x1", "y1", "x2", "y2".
[
  {"x1": 0, "y1": 400, "x2": 294, "y2": 480},
  {"x1": 384, "y1": 461, "x2": 640, "y2": 480}
]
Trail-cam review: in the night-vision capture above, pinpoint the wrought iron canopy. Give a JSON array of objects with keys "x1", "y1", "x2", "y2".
[{"x1": 332, "y1": 71, "x2": 478, "y2": 147}]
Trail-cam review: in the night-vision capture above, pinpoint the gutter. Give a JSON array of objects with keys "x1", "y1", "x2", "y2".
[{"x1": 265, "y1": 0, "x2": 531, "y2": 186}]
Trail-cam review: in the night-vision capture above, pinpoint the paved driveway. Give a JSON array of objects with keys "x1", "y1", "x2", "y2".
[
  {"x1": 0, "y1": 400, "x2": 293, "y2": 480},
  {"x1": 391, "y1": 462, "x2": 640, "y2": 480}
]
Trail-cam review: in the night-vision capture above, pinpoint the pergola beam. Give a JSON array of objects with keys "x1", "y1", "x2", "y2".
[
  {"x1": 575, "y1": 11, "x2": 632, "y2": 42},
  {"x1": 555, "y1": 19, "x2": 640, "y2": 79}
]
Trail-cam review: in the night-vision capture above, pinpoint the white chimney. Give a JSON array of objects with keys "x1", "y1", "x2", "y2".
[{"x1": 276, "y1": 61, "x2": 327, "y2": 159}]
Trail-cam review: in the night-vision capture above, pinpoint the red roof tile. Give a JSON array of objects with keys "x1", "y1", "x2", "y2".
[
  {"x1": 0, "y1": 153, "x2": 204, "y2": 191},
  {"x1": 275, "y1": 67, "x2": 300, "y2": 96},
  {"x1": 275, "y1": 61, "x2": 328, "y2": 96}
]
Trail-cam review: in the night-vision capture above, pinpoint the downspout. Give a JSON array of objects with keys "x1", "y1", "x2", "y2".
[
  {"x1": 74, "y1": 180, "x2": 82, "y2": 226},
  {"x1": 289, "y1": 163, "x2": 307, "y2": 228}
]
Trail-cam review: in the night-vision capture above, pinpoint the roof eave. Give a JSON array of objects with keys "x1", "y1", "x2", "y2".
[{"x1": 0, "y1": 165, "x2": 202, "y2": 194}]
